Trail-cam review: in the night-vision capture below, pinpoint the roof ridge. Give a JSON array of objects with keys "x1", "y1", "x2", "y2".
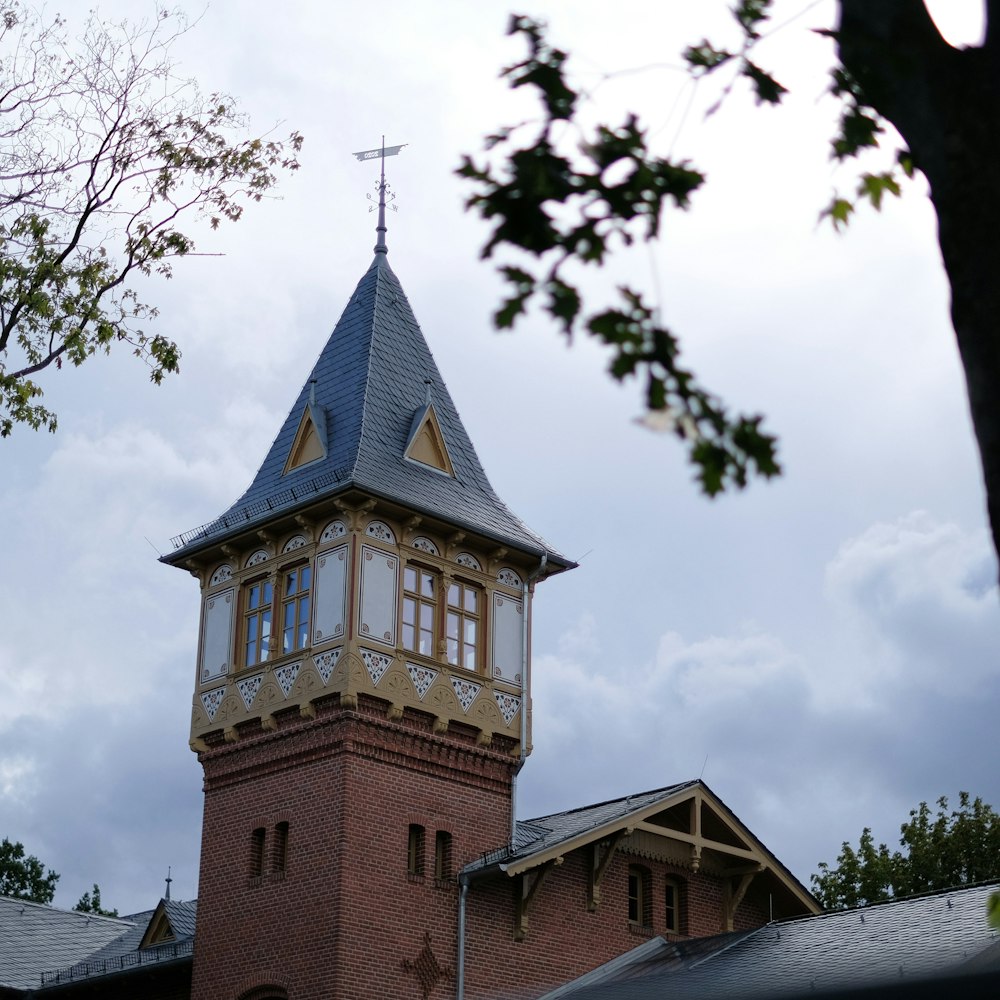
[
  {"x1": 525, "y1": 780, "x2": 698, "y2": 824},
  {"x1": 347, "y1": 255, "x2": 383, "y2": 483}
]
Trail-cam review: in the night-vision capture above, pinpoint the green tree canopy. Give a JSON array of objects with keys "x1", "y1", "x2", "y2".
[
  {"x1": 0, "y1": 2, "x2": 301, "y2": 436},
  {"x1": 0, "y1": 836, "x2": 59, "y2": 903},
  {"x1": 74, "y1": 883, "x2": 118, "y2": 918},
  {"x1": 461, "y1": 1, "x2": 1000, "y2": 570},
  {"x1": 812, "y1": 793, "x2": 1000, "y2": 910}
]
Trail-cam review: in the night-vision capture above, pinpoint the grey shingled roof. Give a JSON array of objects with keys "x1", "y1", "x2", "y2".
[
  {"x1": 0, "y1": 896, "x2": 133, "y2": 990},
  {"x1": 35, "y1": 899, "x2": 196, "y2": 990},
  {"x1": 168, "y1": 253, "x2": 569, "y2": 566},
  {"x1": 541, "y1": 881, "x2": 1000, "y2": 999},
  {"x1": 467, "y1": 782, "x2": 700, "y2": 874}
]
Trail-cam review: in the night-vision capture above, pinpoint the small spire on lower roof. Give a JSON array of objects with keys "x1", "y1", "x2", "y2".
[{"x1": 353, "y1": 137, "x2": 407, "y2": 255}]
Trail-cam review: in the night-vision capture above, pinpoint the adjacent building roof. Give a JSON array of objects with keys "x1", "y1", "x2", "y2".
[
  {"x1": 465, "y1": 780, "x2": 818, "y2": 918},
  {"x1": 541, "y1": 881, "x2": 1000, "y2": 1000},
  {"x1": 0, "y1": 897, "x2": 132, "y2": 991},
  {"x1": 0, "y1": 896, "x2": 196, "y2": 994},
  {"x1": 166, "y1": 253, "x2": 570, "y2": 568}
]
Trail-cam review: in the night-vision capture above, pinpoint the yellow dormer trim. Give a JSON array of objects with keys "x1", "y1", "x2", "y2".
[
  {"x1": 284, "y1": 403, "x2": 327, "y2": 474},
  {"x1": 139, "y1": 905, "x2": 175, "y2": 949},
  {"x1": 404, "y1": 404, "x2": 454, "y2": 477}
]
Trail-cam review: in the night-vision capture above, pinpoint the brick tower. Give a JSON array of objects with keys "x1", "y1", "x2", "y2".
[{"x1": 163, "y1": 165, "x2": 571, "y2": 1000}]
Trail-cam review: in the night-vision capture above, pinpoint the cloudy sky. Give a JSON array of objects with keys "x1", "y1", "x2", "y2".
[{"x1": 2, "y1": 0, "x2": 998, "y2": 917}]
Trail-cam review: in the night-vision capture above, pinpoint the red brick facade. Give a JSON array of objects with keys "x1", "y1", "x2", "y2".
[{"x1": 191, "y1": 693, "x2": 779, "y2": 1000}]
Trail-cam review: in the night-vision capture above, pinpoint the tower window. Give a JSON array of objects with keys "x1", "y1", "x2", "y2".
[
  {"x1": 628, "y1": 865, "x2": 651, "y2": 928},
  {"x1": 407, "y1": 824, "x2": 425, "y2": 877},
  {"x1": 250, "y1": 827, "x2": 265, "y2": 878},
  {"x1": 272, "y1": 822, "x2": 289, "y2": 875},
  {"x1": 402, "y1": 567, "x2": 436, "y2": 656},
  {"x1": 446, "y1": 581, "x2": 480, "y2": 671},
  {"x1": 434, "y1": 831, "x2": 453, "y2": 881},
  {"x1": 242, "y1": 578, "x2": 273, "y2": 666},
  {"x1": 281, "y1": 564, "x2": 311, "y2": 654}
]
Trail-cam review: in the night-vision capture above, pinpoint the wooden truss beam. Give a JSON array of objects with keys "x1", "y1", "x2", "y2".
[
  {"x1": 632, "y1": 821, "x2": 761, "y2": 864},
  {"x1": 722, "y1": 866, "x2": 763, "y2": 931},
  {"x1": 587, "y1": 830, "x2": 627, "y2": 912},
  {"x1": 514, "y1": 858, "x2": 561, "y2": 941}
]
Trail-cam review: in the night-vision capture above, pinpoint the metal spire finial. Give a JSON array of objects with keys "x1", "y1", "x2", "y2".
[
  {"x1": 352, "y1": 137, "x2": 407, "y2": 255},
  {"x1": 164, "y1": 866, "x2": 172, "y2": 902}
]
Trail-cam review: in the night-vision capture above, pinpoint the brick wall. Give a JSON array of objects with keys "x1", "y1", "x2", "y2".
[
  {"x1": 191, "y1": 697, "x2": 773, "y2": 1000},
  {"x1": 191, "y1": 697, "x2": 516, "y2": 1000},
  {"x1": 463, "y1": 850, "x2": 768, "y2": 999}
]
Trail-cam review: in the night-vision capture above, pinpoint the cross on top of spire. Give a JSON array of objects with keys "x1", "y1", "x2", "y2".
[{"x1": 352, "y1": 137, "x2": 407, "y2": 255}]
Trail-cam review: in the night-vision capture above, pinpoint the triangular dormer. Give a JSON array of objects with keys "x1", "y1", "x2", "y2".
[
  {"x1": 282, "y1": 393, "x2": 328, "y2": 475},
  {"x1": 138, "y1": 898, "x2": 197, "y2": 950},
  {"x1": 404, "y1": 402, "x2": 453, "y2": 476},
  {"x1": 138, "y1": 900, "x2": 176, "y2": 949}
]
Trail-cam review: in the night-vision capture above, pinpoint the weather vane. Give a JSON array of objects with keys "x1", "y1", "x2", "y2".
[{"x1": 352, "y1": 136, "x2": 407, "y2": 255}]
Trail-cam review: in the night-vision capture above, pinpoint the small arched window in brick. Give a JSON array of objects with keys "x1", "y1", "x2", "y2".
[
  {"x1": 407, "y1": 824, "x2": 425, "y2": 877},
  {"x1": 272, "y1": 822, "x2": 289, "y2": 875},
  {"x1": 435, "y1": 830, "x2": 453, "y2": 881},
  {"x1": 628, "y1": 865, "x2": 652, "y2": 928},
  {"x1": 250, "y1": 827, "x2": 265, "y2": 878}
]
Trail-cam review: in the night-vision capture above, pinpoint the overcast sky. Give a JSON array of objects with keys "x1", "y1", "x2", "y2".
[{"x1": 2, "y1": 0, "x2": 997, "y2": 918}]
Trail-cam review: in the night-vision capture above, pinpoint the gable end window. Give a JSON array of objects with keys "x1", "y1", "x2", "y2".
[
  {"x1": 628, "y1": 865, "x2": 652, "y2": 928},
  {"x1": 665, "y1": 876, "x2": 685, "y2": 934}
]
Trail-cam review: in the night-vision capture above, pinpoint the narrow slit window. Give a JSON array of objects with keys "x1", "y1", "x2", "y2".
[
  {"x1": 435, "y1": 831, "x2": 453, "y2": 881},
  {"x1": 250, "y1": 827, "x2": 265, "y2": 878},
  {"x1": 408, "y1": 824, "x2": 425, "y2": 877},
  {"x1": 273, "y1": 821, "x2": 289, "y2": 874}
]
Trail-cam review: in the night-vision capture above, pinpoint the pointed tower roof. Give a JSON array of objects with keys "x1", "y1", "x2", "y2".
[{"x1": 167, "y1": 254, "x2": 570, "y2": 568}]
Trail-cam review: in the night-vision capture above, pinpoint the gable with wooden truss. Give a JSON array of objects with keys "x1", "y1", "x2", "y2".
[{"x1": 465, "y1": 779, "x2": 820, "y2": 941}]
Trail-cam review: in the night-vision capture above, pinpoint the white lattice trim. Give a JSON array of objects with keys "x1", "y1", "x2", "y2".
[
  {"x1": 451, "y1": 677, "x2": 482, "y2": 713},
  {"x1": 209, "y1": 564, "x2": 233, "y2": 586},
  {"x1": 494, "y1": 691, "x2": 521, "y2": 726},
  {"x1": 455, "y1": 552, "x2": 482, "y2": 571},
  {"x1": 360, "y1": 647, "x2": 393, "y2": 686},
  {"x1": 274, "y1": 661, "x2": 301, "y2": 697},
  {"x1": 200, "y1": 687, "x2": 226, "y2": 721},
  {"x1": 237, "y1": 674, "x2": 264, "y2": 710},
  {"x1": 282, "y1": 534, "x2": 307, "y2": 553},
  {"x1": 245, "y1": 549, "x2": 269, "y2": 568},
  {"x1": 496, "y1": 567, "x2": 523, "y2": 589},
  {"x1": 411, "y1": 536, "x2": 439, "y2": 555},
  {"x1": 406, "y1": 662, "x2": 438, "y2": 700},
  {"x1": 320, "y1": 519, "x2": 347, "y2": 542},
  {"x1": 365, "y1": 520, "x2": 396, "y2": 544},
  {"x1": 314, "y1": 648, "x2": 341, "y2": 685}
]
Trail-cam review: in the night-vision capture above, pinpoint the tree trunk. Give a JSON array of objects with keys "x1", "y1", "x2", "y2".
[{"x1": 838, "y1": 1, "x2": 1000, "y2": 570}]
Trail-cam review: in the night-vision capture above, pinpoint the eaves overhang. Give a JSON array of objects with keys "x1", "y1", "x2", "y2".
[
  {"x1": 466, "y1": 781, "x2": 819, "y2": 916},
  {"x1": 162, "y1": 479, "x2": 575, "y2": 574}
]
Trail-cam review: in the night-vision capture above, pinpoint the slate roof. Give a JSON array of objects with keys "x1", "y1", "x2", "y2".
[
  {"x1": 468, "y1": 781, "x2": 700, "y2": 874},
  {"x1": 541, "y1": 881, "x2": 1000, "y2": 1000},
  {"x1": 0, "y1": 897, "x2": 132, "y2": 990},
  {"x1": 0, "y1": 896, "x2": 197, "y2": 993},
  {"x1": 464, "y1": 779, "x2": 814, "y2": 916},
  {"x1": 167, "y1": 253, "x2": 570, "y2": 567}
]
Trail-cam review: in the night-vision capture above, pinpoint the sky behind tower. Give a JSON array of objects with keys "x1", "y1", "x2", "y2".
[{"x1": 1, "y1": 0, "x2": 997, "y2": 917}]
